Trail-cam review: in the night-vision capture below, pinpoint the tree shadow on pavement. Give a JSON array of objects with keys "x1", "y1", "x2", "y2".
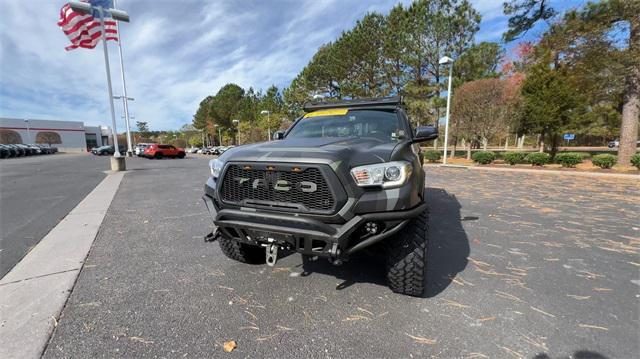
[{"x1": 300, "y1": 187, "x2": 469, "y2": 298}]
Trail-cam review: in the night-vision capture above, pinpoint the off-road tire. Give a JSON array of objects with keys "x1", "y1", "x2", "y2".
[
  {"x1": 218, "y1": 232, "x2": 266, "y2": 264},
  {"x1": 385, "y1": 208, "x2": 428, "y2": 296}
]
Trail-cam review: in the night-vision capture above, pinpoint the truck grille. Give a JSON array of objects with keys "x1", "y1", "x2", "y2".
[{"x1": 220, "y1": 164, "x2": 336, "y2": 213}]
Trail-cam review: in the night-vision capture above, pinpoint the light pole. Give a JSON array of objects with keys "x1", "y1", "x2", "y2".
[
  {"x1": 260, "y1": 110, "x2": 271, "y2": 141},
  {"x1": 112, "y1": 0, "x2": 134, "y2": 158},
  {"x1": 24, "y1": 119, "x2": 31, "y2": 143},
  {"x1": 113, "y1": 95, "x2": 134, "y2": 156},
  {"x1": 232, "y1": 119, "x2": 240, "y2": 145},
  {"x1": 439, "y1": 56, "x2": 454, "y2": 165},
  {"x1": 69, "y1": 1, "x2": 129, "y2": 166}
]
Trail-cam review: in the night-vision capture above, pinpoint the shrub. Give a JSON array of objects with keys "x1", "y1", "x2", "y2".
[
  {"x1": 525, "y1": 152, "x2": 551, "y2": 166},
  {"x1": 555, "y1": 152, "x2": 583, "y2": 168},
  {"x1": 631, "y1": 153, "x2": 640, "y2": 170},
  {"x1": 471, "y1": 151, "x2": 496, "y2": 165},
  {"x1": 423, "y1": 150, "x2": 441, "y2": 163},
  {"x1": 502, "y1": 152, "x2": 527, "y2": 165},
  {"x1": 591, "y1": 154, "x2": 617, "y2": 169}
]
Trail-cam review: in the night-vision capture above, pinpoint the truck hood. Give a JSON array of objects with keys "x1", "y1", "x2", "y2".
[{"x1": 219, "y1": 137, "x2": 398, "y2": 167}]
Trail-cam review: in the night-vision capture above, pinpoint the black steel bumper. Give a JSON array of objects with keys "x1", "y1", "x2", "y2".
[{"x1": 202, "y1": 194, "x2": 427, "y2": 259}]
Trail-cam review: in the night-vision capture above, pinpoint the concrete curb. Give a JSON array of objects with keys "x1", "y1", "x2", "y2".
[
  {"x1": 424, "y1": 164, "x2": 640, "y2": 180},
  {"x1": 0, "y1": 171, "x2": 126, "y2": 359}
]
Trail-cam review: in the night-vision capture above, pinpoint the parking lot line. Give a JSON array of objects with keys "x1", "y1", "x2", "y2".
[{"x1": 0, "y1": 170, "x2": 125, "y2": 359}]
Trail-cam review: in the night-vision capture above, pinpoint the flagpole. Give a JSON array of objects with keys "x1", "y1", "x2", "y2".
[
  {"x1": 113, "y1": 0, "x2": 133, "y2": 157},
  {"x1": 98, "y1": 6, "x2": 121, "y2": 158}
]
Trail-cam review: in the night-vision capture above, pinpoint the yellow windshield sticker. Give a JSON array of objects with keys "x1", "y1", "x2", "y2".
[{"x1": 304, "y1": 108, "x2": 349, "y2": 118}]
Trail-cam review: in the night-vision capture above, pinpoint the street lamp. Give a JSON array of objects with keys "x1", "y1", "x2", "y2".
[
  {"x1": 113, "y1": 95, "x2": 134, "y2": 156},
  {"x1": 112, "y1": 0, "x2": 134, "y2": 158},
  {"x1": 439, "y1": 55, "x2": 454, "y2": 165},
  {"x1": 68, "y1": 1, "x2": 129, "y2": 163},
  {"x1": 260, "y1": 110, "x2": 271, "y2": 141},
  {"x1": 232, "y1": 119, "x2": 240, "y2": 145}
]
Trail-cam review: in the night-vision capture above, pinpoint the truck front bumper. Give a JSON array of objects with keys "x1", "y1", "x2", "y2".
[{"x1": 202, "y1": 194, "x2": 427, "y2": 259}]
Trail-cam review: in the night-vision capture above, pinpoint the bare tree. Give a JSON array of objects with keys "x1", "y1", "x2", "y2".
[{"x1": 452, "y1": 78, "x2": 513, "y2": 155}]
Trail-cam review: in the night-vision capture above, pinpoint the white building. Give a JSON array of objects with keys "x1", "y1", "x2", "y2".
[{"x1": 0, "y1": 118, "x2": 112, "y2": 152}]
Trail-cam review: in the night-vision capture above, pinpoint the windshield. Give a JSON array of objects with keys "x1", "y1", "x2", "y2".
[{"x1": 286, "y1": 109, "x2": 401, "y2": 142}]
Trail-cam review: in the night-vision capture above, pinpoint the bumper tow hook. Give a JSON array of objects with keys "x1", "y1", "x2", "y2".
[
  {"x1": 265, "y1": 244, "x2": 278, "y2": 267},
  {"x1": 204, "y1": 229, "x2": 220, "y2": 243}
]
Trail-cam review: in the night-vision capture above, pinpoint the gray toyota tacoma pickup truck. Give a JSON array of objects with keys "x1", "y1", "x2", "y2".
[{"x1": 202, "y1": 96, "x2": 438, "y2": 296}]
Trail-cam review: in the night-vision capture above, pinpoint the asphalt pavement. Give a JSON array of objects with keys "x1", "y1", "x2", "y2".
[
  {"x1": 43, "y1": 157, "x2": 639, "y2": 358},
  {"x1": 0, "y1": 153, "x2": 110, "y2": 277}
]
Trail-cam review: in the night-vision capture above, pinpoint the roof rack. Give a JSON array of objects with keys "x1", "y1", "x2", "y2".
[{"x1": 303, "y1": 96, "x2": 402, "y2": 112}]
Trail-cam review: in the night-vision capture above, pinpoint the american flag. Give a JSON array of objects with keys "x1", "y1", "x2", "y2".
[{"x1": 58, "y1": 0, "x2": 118, "y2": 51}]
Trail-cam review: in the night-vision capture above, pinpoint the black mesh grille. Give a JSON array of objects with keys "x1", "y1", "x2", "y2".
[{"x1": 220, "y1": 165, "x2": 335, "y2": 213}]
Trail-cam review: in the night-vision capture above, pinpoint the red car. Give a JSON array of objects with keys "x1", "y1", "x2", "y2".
[{"x1": 142, "y1": 144, "x2": 186, "y2": 159}]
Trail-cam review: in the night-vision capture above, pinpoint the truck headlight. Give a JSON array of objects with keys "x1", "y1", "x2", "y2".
[
  {"x1": 350, "y1": 161, "x2": 412, "y2": 188},
  {"x1": 209, "y1": 158, "x2": 224, "y2": 178}
]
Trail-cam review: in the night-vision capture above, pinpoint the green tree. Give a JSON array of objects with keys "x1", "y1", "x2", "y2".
[
  {"x1": 505, "y1": 0, "x2": 639, "y2": 165},
  {"x1": 502, "y1": 0, "x2": 556, "y2": 42},
  {"x1": 401, "y1": 0, "x2": 481, "y2": 123},
  {"x1": 453, "y1": 42, "x2": 503, "y2": 87},
  {"x1": 338, "y1": 13, "x2": 388, "y2": 97},
  {"x1": 382, "y1": 4, "x2": 410, "y2": 95},
  {"x1": 193, "y1": 96, "x2": 213, "y2": 130},
  {"x1": 136, "y1": 121, "x2": 150, "y2": 139},
  {"x1": 518, "y1": 62, "x2": 584, "y2": 156}
]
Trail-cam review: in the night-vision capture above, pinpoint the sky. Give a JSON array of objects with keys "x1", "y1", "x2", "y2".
[{"x1": 0, "y1": 0, "x2": 586, "y2": 131}]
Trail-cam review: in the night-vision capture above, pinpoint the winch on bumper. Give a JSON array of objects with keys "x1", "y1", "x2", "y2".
[{"x1": 203, "y1": 193, "x2": 427, "y2": 263}]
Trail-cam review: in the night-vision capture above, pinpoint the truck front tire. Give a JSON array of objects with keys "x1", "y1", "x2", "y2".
[
  {"x1": 218, "y1": 232, "x2": 266, "y2": 264},
  {"x1": 385, "y1": 208, "x2": 429, "y2": 296}
]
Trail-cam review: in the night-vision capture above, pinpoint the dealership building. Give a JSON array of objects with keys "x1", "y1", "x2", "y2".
[{"x1": 0, "y1": 118, "x2": 113, "y2": 152}]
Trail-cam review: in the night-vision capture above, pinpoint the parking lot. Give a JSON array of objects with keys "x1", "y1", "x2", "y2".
[
  {"x1": 0, "y1": 153, "x2": 109, "y2": 276},
  {"x1": 30, "y1": 156, "x2": 639, "y2": 358}
]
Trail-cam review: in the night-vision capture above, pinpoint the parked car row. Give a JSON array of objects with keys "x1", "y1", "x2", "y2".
[
  {"x1": 1, "y1": 143, "x2": 58, "y2": 158},
  {"x1": 91, "y1": 145, "x2": 126, "y2": 156},
  {"x1": 189, "y1": 146, "x2": 234, "y2": 155}
]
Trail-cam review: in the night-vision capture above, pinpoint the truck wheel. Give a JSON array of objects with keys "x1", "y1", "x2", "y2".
[
  {"x1": 218, "y1": 233, "x2": 265, "y2": 264},
  {"x1": 385, "y1": 208, "x2": 428, "y2": 296}
]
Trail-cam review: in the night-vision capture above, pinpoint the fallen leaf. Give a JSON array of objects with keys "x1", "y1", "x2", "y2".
[
  {"x1": 223, "y1": 340, "x2": 237, "y2": 352},
  {"x1": 578, "y1": 324, "x2": 608, "y2": 331},
  {"x1": 405, "y1": 333, "x2": 437, "y2": 345},
  {"x1": 129, "y1": 336, "x2": 154, "y2": 345},
  {"x1": 530, "y1": 306, "x2": 556, "y2": 318}
]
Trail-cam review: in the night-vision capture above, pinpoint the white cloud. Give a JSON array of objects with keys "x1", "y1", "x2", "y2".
[{"x1": 1, "y1": 0, "x2": 557, "y2": 130}]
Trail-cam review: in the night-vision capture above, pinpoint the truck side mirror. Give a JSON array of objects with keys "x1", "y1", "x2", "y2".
[
  {"x1": 273, "y1": 131, "x2": 285, "y2": 140},
  {"x1": 413, "y1": 125, "x2": 438, "y2": 142}
]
